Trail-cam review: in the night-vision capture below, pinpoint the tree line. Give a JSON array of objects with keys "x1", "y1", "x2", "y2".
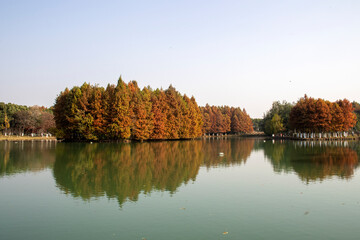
[
  {"x1": 53, "y1": 78, "x2": 254, "y2": 141},
  {"x1": 260, "y1": 95, "x2": 358, "y2": 135},
  {"x1": 0, "y1": 102, "x2": 55, "y2": 135},
  {"x1": 201, "y1": 105, "x2": 253, "y2": 134},
  {"x1": 53, "y1": 78, "x2": 204, "y2": 141},
  {"x1": 1, "y1": 78, "x2": 254, "y2": 140},
  {"x1": 290, "y1": 95, "x2": 357, "y2": 133}
]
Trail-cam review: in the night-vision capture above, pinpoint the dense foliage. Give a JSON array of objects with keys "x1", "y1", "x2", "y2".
[
  {"x1": 53, "y1": 78, "x2": 203, "y2": 141},
  {"x1": 353, "y1": 101, "x2": 360, "y2": 132},
  {"x1": 290, "y1": 95, "x2": 357, "y2": 132},
  {"x1": 262, "y1": 101, "x2": 293, "y2": 135},
  {"x1": 0, "y1": 102, "x2": 55, "y2": 135},
  {"x1": 200, "y1": 105, "x2": 253, "y2": 134},
  {"x1": 54, "y1": 78, "x2": 254, "y2": 141}
]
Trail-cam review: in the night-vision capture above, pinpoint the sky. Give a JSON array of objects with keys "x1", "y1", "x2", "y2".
[{"x1": 1, "y1": 0, "x2": 360, "y2": 118}]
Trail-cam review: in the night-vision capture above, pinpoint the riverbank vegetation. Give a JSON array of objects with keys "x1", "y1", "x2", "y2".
[
  {"x1": 260, "y1": 95, "x2": 358, "y2": 135},
  {"x1": 3, "y1": 80, "x2": 359, "y2": 140},
  {"x1": 290, "y1": 95, "x2": 356, "y2": 132},
  {"x1": 200, "y1": 105, "x2": 253, "y2": 135},
  {"x1": 1, "y1": 78, "x2": 254, "y2": 141},
  {"x1": 0, "y1": 103, "x2": 55, "y2": 136},
  {"x1": 52, "y1": 78, "x2": 254, "y2": 141},
  {"x1": 53, "y1": 78, "x2": 203, "y2": 141}
]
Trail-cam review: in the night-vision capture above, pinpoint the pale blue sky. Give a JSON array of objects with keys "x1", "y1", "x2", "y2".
[{"x1": 1, "y1": 0, "x2": 360, "y2": 118}]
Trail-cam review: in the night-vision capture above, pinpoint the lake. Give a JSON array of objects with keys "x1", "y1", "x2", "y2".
[{"x1": 1, "y1": 138, "x2": 360, "y2": 240}]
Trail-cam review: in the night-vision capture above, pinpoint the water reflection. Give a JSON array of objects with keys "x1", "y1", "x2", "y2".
[
  {"x1": 0, "y1": 141, "x2": 56, "y2": 177},
  {"x1": 53, "y1": 139, "x2": 254, "y2": 206},
  {"x1": 202, "y1": 139, "x2": 254, "y2": 167},
  {"x1": 2, "y1": 139, "x2": 360, "y2": 206},
  {"x1": 262, "y1": 140, "x2": 359, "y2": 183}
]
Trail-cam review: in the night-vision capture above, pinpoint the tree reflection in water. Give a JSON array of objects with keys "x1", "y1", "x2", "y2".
[
  {"x1": 0, "y1": 141, "x2": 56, "y2": 177},
  {"x1": 262, "y1": 140, "x2": 359, "y2": 183},
  {"x1": 3, "y1": 139, "x2": 359, "y2": 206},
  {"x1": 53, "y1": 139, "x2": 255, "y2": 206}
]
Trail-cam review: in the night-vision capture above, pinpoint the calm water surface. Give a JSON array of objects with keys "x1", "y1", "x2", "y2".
[{"x1": 1, "y1": 139, "x2": 360, "y2": 240}]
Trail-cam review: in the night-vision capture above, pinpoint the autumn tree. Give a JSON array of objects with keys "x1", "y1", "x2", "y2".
[
  {"x1": 201, "y1": 104, "x2": 212, "y2": 134},
  {"x1": 179, "y1": 95, "x2": 191, "y2": 139},
  {"x1": 200, "y1": 105, "x2": 253, "y2": 134},
  {"x1": 313, "y1": 99, "x2": 331, "y2": 132},
  {"x1": 129, "y1": 83, "x2": 154, "y2": 140},
  {"x1": 150, "y1": 89, "x2": 168, "y2": 139},
  {"x1": 54, "y1": 78, "x2": 204, "y2": 141},
  {"x1": 290, "y1": 95, "x2": 356, "y2": 133},
  {"x1": 89, "y1": 86, "x2": 106, "y2": 139},
  {"x1": 188, "y1": 96, "x2": 203, "y2": 137},
  {"x1": 165, "y1": 85, "x2": 181, "y2": 139},
  {"x1": 106, "y1": 77, "x2": 131, "y2": 139},
  {"x1": 337, "y1": 99, "x2": 356, "y2": 131}
]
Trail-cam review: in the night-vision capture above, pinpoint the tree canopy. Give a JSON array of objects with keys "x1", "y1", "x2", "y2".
[
  {"x1": 53, "y1": 78, "x2": 204, "y2": 141},
  {"x1": 290, "y1": 95, "x2": 357, "y2": 132},
  {"x1": 200, "y1": 105, "x2": 253, "y2": 134},
  {"x1": 0, "y1": 103, "x2": 54, "y2": 135},
  {"x1": 262, "y1": 101, "x2": 293, "y2": 135},
  {"x1": 54, "y1": 78, "x2": 254, "y2": 140}
]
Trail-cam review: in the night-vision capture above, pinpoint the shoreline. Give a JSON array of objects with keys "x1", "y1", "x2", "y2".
[
  {"x1": 269, "y1": 135, "x2": 359, "y2": 141},
  {"x1": 2, "y1": 134, "x2": 357, "y2": 142},
  {"x1": 0, "y1": 136, "x2": 57, "y2": 141}
]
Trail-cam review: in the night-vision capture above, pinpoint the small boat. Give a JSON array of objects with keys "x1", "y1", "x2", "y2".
[{"x1": 219, "y1": 152, "x2": 224, "y2": 157}]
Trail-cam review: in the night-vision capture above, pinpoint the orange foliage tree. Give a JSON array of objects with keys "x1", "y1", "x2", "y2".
[
  {"x1": 289, "y1": 95, "x2": 357, "y2": 132},
  {"x1": 54, "y1": 78, "x2": 203, "y2": 141},
  {"x1": 200, "y1": 105, "x2": 253, "y2": 134}
]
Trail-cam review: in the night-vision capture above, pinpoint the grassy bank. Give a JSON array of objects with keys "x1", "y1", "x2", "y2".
[{"x1": 0, "y1": 136, "x2": 57, "y2": 141}]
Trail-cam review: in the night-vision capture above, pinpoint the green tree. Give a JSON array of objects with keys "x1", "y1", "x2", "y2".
[
  {"x1": 352, "y1": 101, "x2": 360, "y2": 132},
  {"x1": 265, "y1": 114, "x2": 284, "y2": 135},
  {"x1": 263, "y1": 101, "x2": 293, "y2": 133}
]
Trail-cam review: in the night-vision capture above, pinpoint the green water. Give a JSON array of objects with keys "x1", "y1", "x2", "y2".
[{"x1": 1, "y1": 139, "x2": 360, "y2": 240}]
